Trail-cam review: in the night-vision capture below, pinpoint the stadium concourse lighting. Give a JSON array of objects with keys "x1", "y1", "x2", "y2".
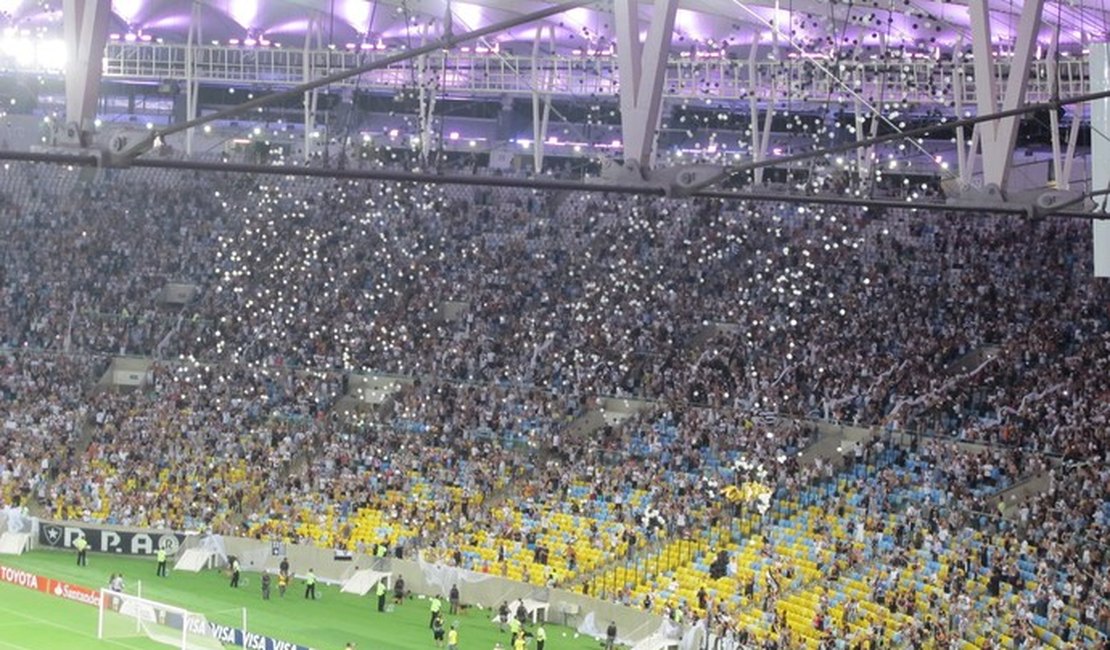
[{"x1": 114, "y1": 0, "x2": 593, "y2": 162}]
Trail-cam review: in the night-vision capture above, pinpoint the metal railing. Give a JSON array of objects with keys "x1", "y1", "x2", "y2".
[
  {"x1": 101, "y1": 43, "x2": 1090, "y2": 105},
  {"x1": 0, "y1": 43, "x2": 1092, "y2": 106}
]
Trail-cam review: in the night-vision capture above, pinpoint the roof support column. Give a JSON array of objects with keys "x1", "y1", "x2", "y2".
[
  {"x1": 63, "y1": 0, "x2": 111, "y2": 144},
  {"x1": 614, "y1": 0, "x2": 679, "y2": 171},
  {"x1": 303, "y1": 19, "x2": 324, "y2": 162},
  {"x1": 416, "y1": 24, "x2": 441, "y2": 167},
  {"x1": 953, "y1": 52, "x2": 974, "y2": 183},
  {"x1": 1090, "y1": 43, "x2": 1110, "y2": 277},
  {"x1": 1059, "y1": 111, "x2": 1081, "y2": 190},
  {"x1": 952, "y1": 36, "x2": 966, "y2": 180},
  {"x1": 531, "y1": 26, "x2": 555, "y2": 174},
  {"x1": 851, "y1": 35, "x2": 884, "y2": 188},
  {"x1": 1045, "y1": 30, "x2": 1082, "y2": 193},
  {"x1": 969, "y1": 0, "x2": 1044, "y2": 190},
  {"x1": 184, "y1": 1, "x2": 203, "y2": 156},
  {"x1": 1046, "y1": 30, "x2": 1064, "y2": 187},
  {"x1": 748, "y1": 36, "x2": 775, "y2": 186}
]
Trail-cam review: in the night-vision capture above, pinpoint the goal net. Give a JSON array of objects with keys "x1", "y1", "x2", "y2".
[{"x1": 98, "y1": 589, "x2": 227, "y2": 650}]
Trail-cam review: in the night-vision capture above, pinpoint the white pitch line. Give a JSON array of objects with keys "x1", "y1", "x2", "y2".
[{"x1": 0, "y1": 602, "x2": 153, "y2": 650}]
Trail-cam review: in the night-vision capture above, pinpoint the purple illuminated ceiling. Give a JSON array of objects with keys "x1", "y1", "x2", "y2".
[{"x1": 1, "y1": 0, "x2": 1107, "y2": 52}]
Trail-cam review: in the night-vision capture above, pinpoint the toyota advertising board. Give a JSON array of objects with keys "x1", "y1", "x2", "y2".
[
  {"x1": 0, "y1": 564, "x2": 44, "y2": 591},
  {"x1": 0, "y1": 563, "x2": 100, "y2": 607}
]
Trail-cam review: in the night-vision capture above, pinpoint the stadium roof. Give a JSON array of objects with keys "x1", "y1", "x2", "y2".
[{"x1": 3, "y1": 0, "x2": 1109, "y2": 52}]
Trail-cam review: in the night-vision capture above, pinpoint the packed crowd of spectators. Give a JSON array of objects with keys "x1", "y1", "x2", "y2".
[
  {"x1": 693, "y1": 434, "x2": 1109, "y2": 648},
  {"x1": 0, "y1": 161, "x2": 1107, "y2": 646}
]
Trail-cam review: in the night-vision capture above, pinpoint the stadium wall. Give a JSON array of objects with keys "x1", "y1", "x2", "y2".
[
  {"x1": 208, "y1": 534, "x2": 666, "y2": 642},
  {"x1": 30, "y1": 519, "x2": 666, "y2": 643}
]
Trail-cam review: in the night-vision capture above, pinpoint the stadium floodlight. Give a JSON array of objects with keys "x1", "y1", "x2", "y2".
[
  {"x1": 97, "y1": 589, "x2": 225, "y2": 650},
  {"x1": 0, "y1": 34, "x2": 66, "y2": 71},
  {"x1": 34, "y1": 38, "x2": 67, "y2": 71}
]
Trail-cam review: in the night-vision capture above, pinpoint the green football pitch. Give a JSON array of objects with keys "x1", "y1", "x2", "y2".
[{"x1": 0, "y1": 551, "x2": 606, "y2": 650}]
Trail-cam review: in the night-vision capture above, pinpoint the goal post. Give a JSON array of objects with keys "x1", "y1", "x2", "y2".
[{"x1": 97, "y1": 589, "x2": 228, "y2": 650}]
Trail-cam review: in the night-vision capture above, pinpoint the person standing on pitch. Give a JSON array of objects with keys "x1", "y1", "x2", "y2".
[
  {"x1": 376, "y1": 577, "x2": 387, "y2": 612},
  {"x1": 449, "y1": 583, "x2": 460, "y2": 614},
  {"x1": 431, "y1": 613, "x2": 445, "y2": 648},
  {"x1": 305, "y1": 568, "x2": 317, "y2": 599},
  {"x1": 261, "y1": 572, "x2": 272, "y2": 600},
  {"x1": 393, "y1": 575, "x2": 405, "y2": 605},
  {"x1": 446, "y1": 622, "x2": 459, "y2": 650},
  {"x1": 606, "y1": 621, "x2": 617, "y2": 650},
  {"x1": 429, "y1": 594, "x2": 443, "y2": 628},
  {"x1": 156, "y1": 548, "x2": 168, "y2": 577},
  {"x1": 74, "y1": 534, "x2": 88, "y2": 566},
  {"x1": 230, "y1": 557, "x2": 241, "y2": 588},
  {"x1": 278, "y1": 571, "x2": 288, "y2": 597},
  {"x1": 535, "y1": 624, "x2": 546, "y2": 650}
]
